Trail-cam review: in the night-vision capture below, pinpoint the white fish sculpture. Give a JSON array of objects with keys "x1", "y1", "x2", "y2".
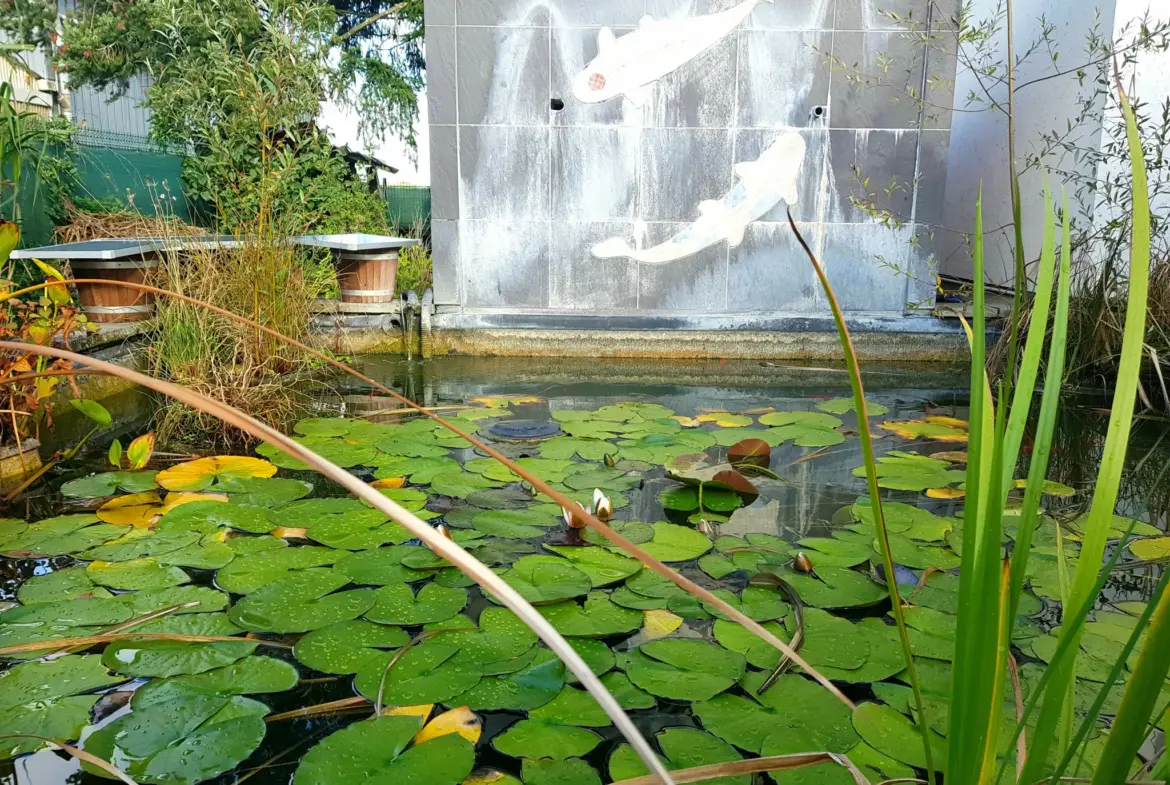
[
  {"x1": 572, "y1": 0, "x2": 774, "y2": 107},
  {"x1": 592, "y1": 133, "x2": 806, "y2": 265}
]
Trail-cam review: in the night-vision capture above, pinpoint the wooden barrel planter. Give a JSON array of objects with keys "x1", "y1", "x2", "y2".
[
  {"x1": 70, "y1": 255, "x2": 158, "y2": 323},
  {"x1": 336, "y1": 250, "x2": 400, "y2": 305}
]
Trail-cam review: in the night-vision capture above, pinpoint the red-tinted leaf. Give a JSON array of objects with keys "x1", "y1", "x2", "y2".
[
  {"x1": 712, "y1": 469, "x2": 759, "y2": 501},
  {"x1": 728, "y1": 438, "x2": 771, "y2": 469}
]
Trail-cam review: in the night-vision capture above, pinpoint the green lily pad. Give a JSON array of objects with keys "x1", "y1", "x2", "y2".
[
  {"x1": 0, "y1": 514, "x2": 128, "y2": 557},
  {"x1": 86, "y1": 559, "x2": 188, "y2": 589},
  {"x1": 568, "y1": 638, "x2": 616, "y2": 680},
  {"x1": 609, "y1": 728, "x2": 748, "y2": 785},
  {"x1": 622, "y1": 639, "x2": 746, "y2": 701},
  {"x1": 583, "y1": 521, "x2": 655, "y2": 548},
  {"x1": 529, "y1": 685, "x2": 613, "y2": 727},
  {"x1": 657, "y1": 486, "x2": 743, "y2": 513},
  {"x1": 493, "y1": 720, "x2": 602, "y2": 760},
  {"x1": 815, "y1": 398, "x2": 890, "y2": 417},
  {"x1": 474, "y1": 511, "x2": 554, "y2": 539},
  {"x1": 639, "y1": 522, "x2": 713, "y2": 562},
  {"x1": 522, "y1": 758, "x2": 601, "y2": 785},
  {"x1": 229, "y1": 569, "x2": 376, "y2": 633},
  {"x1": 795, "y1": 537, "x2": 872, "y2": 568},
  {"x1": 601, "y1": 671, "x2": 656, "y2": 710},
  {"x1": 498, "y1": 556, "x2": 593, "y2": 605},
  {"x1": 215, "y1": 545, "x2": 340, "y2": 593},
  {"x1": 540, "y1": 592, "x2": 642, "y2": 637},
  {"x1": 468, "y1": 488, "x2": 538, "y2": 509},
  {"x1": 0, "y1": 655, "x2": 121, "y2": 715},
  {"x1": 765, "y1": 425, "x2": 847, "y2": 448},
  {"x1": 430, "y1": 471, "x2": 506, "y2": 498},
  {"x1": 294, "y1": 716, "x2": 475, "y2": 785},
  {"x1": 217, "y1": 476, "x2": 313, "y2": 506},
  {"x1": 306, "y1": 514, "x2": 410, "y2": 551},
  {"x1": 60, "y1": 470, "x2": 159, "y2": 498},
  {"x1": 354, "y1": 642, "x2": 482, "y2": 705},
  {"x1": 83, "y1": 529, "x2": 199, "y2": 562},
  {"x1": 115, "y1": 585, "x2": 229, "y2": 616},
  {"x1": 84, "y1": 687, "x2": 269, "y2": 785},
  {"x1": 102, "y1": 637, "x2": 257, "y2": 678},
  {"x1": 543, "y1": 545, "x2": 641, "y2": 587},
  {"x1": 852, "y1": 702, "x2": 947, "y2": 772},
  {"x1": 16, "y1": 565, "x2": 112, "y2": 604},
  {"x1": 854, "y1": 454, "x2": 965, "y2": 492},
  {"x1": 811, "y1": 618, "x2": 909, "y2": 683},
  {"x1": 694, "y1": 674, "x2": 857, "y2": 755},
  {"x1": 294, "y1": 620, "x2": 410, "y2": 674},
  {"x1": 135, "y1": 656, "x2": 298, "y2": 703},
  {"x1": 333, "y1": 546, "x2": 432, "y2": 585},
  {"x1": 1, "y1": 595, "x2": 132, "y2": 628},
  {"x1": 374, "y1": 456, "x2": 462, "y2": 483},
  {"x1": 454, "y1": 649, "x2": 565, "y2": 710},
  {"x1": 703, "y1": 586, "x2": 790, "y2": 622},
  {"x1": 700, "y1": 553, "x2": 740, "y2": 579},
  {"x1": 136, "y1": 612, "x2": 241, "y2": 637},
  {"x1": 0, "y1": 695, "x2": 103, "y2": 758},
  {"x1": 439, "y1": 607, "x2": 537, "y2": 670},
  {"x1": 366, "y1": 582, "x2": 468, "y2": 625},
  {"x1": 758, "y1": 411, "x2": 843, "y2": 429},
  {"x1": 295, "y1": 417, "x2": 356, "y2": 437},
  {"x1": 760, "y1": 566, "x2": 886, "y2": 609},
  {"x1": 156, "y1": 500, "x2": 274, "y2": 533},
  {"x1": 539, "y1": 437, "x2": 616, "y2": 462},
  {"x1": 156, "y1": 540, "x2": 235, "y2": 570},
  {"x1": 879, "y1": 533, "x2": 961, "y2": 570}
]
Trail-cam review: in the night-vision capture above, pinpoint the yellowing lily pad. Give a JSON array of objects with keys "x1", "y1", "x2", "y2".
[
  {"x1": 881, "y1": 419, "x2": 968, "y2": 443},
  {"x1": 156, "y1": 456, "x2": 278, "y2": 492}
]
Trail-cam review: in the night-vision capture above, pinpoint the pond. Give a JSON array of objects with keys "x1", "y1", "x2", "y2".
[{"x1": 0, "y1": 356, "x2": 1165, "y2": 785}]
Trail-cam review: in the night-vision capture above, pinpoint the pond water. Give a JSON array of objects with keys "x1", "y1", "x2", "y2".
[{"x1": 0, "y1": 357, "x2": 1166, "y2": 785}]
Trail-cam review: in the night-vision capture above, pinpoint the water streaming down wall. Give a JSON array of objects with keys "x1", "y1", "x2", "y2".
[{"x1": 426, "y1": 0, "x2": 960, "y2": 328}]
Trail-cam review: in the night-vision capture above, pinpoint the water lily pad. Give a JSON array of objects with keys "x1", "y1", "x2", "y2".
[
  {"x1": 601, "y1": 671, "x2": 656, "y2": 710},
  {"x1": 639, "y1": 522, "x2": 714, "y2": 562},
  {"x1": 334, "y1": 546, "x2": 433, "y2": 585},
  {"x1": 136, "y1": 612, "x2": 240, "y2": 637},
  {"x1": 713, "y1": 619, "x2": 789, "y2": 669},
  {"x1": 156, "y1": 540, "x2": 235, "y2": 570},
  {"x1": 795, "y1": 537, "x2": 871, "y2": 568},
  {"x1": 230, "y1": 569, "x2": 376, "y2": 633},
  {"x1": 215, "y1": 545, "x2": 339, "y2": 593},
  {"x1": 375, "y1": 456, "x2": 463, "y2": 483},
  {"x1": 815, "y1": 398, "x2": 890, "y2": 417},
  {"x1": 217, "y1": 476, "x2": 313, "y2": 506},
  {"x1": 703, "y1": 586, "x2": 790, "y2": 622},
  {"x1": 622, "y1": 639, "x2": 746, "y2": 701},
  {"x1": 295, "y1": 417, "x2": 356, "y2": 437},
  {"x1": 493, "y1": 720, "x2": 602, "y2": 760},
  {"x1": 568, "y1": 639, "x2": 616, "y2": 680},
  {"x1": 103, "y1": 637, "x2": 257, "y2": 678},
  {"x1": 498, "y1": 556, "x2": 592, "y2": 605},
  {"x1": 522, "y1": 758, "x2": 601, "y2": 785},
  {"x1": 657, "y1": 486, "x2": 742, "y2": 513},
  {"x1": 0, "y1": 657, "x2": 117, "y2": 757},
  {"x1": 306, "y1": 513, "x2": 410, "y2": 551},
  {"x1": 879, "y1": 533, "x2": 961, "y2": 570},
  {"x1": 1129, "y1": 536, "x2": 1170, "y2": 560},
  {"x1": 694, "y1": 674, "x2": 857, "y2": 755},
  {"x1": 539, "y1": 437, "x2": 616, "y2": 462},
  {"x1": 853, "y1": 453, "x2": 966, "y2": 492},
  {"x1": 17, "y1": 565, "x2": 113, "y2": 604},
  {"x1": 116, "y1": 585, "x2": 229, "y2": 616},
  {"x1": 530, "y1": 685, "x2": 613, "y2": 727},
  {"x1": 430, "y1": 471, "x2": 506, "y2": 498},
  {"x1": 0, "y1": 514, "x2": 127, "y2": 557},
  {"x1": 135, "y1": 656, "x2": 298, "y2": 702},
  {"x1": 355, "y1": 642, "x2": 482, "y2": 705},
  {"x1": 474, "y1": 509, "x2": 558, "y2": 539},
  {"x1": 454, "y1": 649, "x2": 565, "y2": 710},
  {"x1": 61, "y1": 470, "x2": 159, "y2": 498},
  {"x1": 295, "y1": 620, "x2": 410, "y2": 673},
  {"x1": 1070, "y1": 512, "x2": 1161, "y2": 538},
  {"x1": 156, "y1": 456, "x2": 278, "y2": 491},
  {"x1": 541, "y1": 592, "x2": 642, "y2": 637},
  {"x1": 87, "y1": 558, "x2": 191, "y2": 590},
  {"x1": 810, "y1": 618, "x2": 908, "y2": 683},
  {"x1": 294, "y1": 715, "x2": 475, "y2": 785},
  {"x1": 759, "y1": 566, "x2": 886, "y2": 609},
  {"x1": 543, "y1": 545, "x2": 641, "y2": 587},
  {"x1": 157, "y1": 500, "x2": 274, "y2": 534},
  {"x1": 609, "y1": 728, "x2": 748, "y2": 785},
  {"x1": 700, "y1": 553, "x2": 740, "y2": 579},
  {"x1": 852, "y1": 702, "x2": 947, "y2": 771},
  {"x1": 366, "y1": 582, "x2": 468, "y2": 625}
]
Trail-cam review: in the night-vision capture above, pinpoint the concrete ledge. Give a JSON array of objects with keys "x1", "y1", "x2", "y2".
[{"x1": 427, "y1": 327, "x2": 969, "y2": 362}]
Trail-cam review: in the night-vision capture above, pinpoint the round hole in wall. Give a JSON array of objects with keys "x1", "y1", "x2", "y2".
[
  {"x1": 811, "y1": 105, "x2": 826, "y2": 119},
  {"x1": 551, "y1": 98, "x2": 565, "y2": 111}
]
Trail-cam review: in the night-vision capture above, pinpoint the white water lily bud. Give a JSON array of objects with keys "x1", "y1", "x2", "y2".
[
  {"x1": 563, "y1": 502, "x2": 588, "y2": 529},
  {"x1": 592, "y1": 489, "x2": 613, "y2": 522}
]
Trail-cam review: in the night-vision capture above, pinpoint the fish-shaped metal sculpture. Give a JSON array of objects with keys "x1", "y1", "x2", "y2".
[
  {"x1": 572, "y1": 0, "x2": 774, "y2": 107},
  {"x1": 592, "y1": 133, "x2": 806, "y2": 264}
]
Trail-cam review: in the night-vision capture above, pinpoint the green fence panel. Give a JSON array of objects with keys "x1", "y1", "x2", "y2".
[
  {"x1": 383, "y1": 185, "x2": 430, "y2": 230},
  {"x1": 72, "y1": 132, "x2": 190, "y2": 222}
]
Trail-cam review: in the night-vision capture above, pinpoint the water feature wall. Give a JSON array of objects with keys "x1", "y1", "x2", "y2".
[{"x1": 424, "y1": 0, "x2": 957, "y2": 327}]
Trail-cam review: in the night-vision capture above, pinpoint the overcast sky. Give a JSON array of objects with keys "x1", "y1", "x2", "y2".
[{"x1": 319, "y1": 90, "x2": 432, "y2": 186}]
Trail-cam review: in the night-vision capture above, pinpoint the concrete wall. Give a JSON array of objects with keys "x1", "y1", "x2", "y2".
[{"x1": 426, "y1": 0, "x2": 958, "y2": 323}]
